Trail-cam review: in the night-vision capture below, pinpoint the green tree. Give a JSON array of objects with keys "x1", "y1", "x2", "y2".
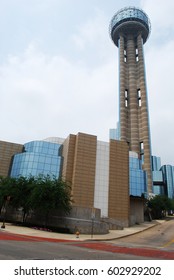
[
  {"x1": 0, "y1": 176, "x2": 35, "y2": 222},
  {"x1": 0, "y1": 175, "x2": 72, "y2": 226},
  {"x1": 9, "y1": 176, "x2": 36, "y2": 222},
  {"x1": 148, "y1": 195, "x2": 174, "y2": 219},
  {"x1": 30, "y1": 175, "x2": 72, "y2": 226},
  {"x1": 0, "y1": 176, "x2": 16, "y2": 208}
]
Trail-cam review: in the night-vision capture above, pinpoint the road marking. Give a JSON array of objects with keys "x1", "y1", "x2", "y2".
[{"x1": 163, "y1": 239, "x2": 174, "y2": 248}]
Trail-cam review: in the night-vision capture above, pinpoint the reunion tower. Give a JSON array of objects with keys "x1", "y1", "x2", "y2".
[{"x1": 109, "y1": 7, "x2": 152, "y2": 194}]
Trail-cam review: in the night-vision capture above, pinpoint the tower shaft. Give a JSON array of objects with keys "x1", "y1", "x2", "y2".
[{"x1": 119, "y1": 33, "x2": 152, "y2": 193}]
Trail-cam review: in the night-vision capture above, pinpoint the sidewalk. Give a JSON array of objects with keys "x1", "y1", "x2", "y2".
[{"x1": 0, "y1": 220, "x2": 165, "y2": 242}]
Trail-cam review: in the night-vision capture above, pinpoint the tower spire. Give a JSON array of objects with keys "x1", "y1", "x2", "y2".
[{"x1": 110, "y1": 7, "x2": 152, "y2": 193}]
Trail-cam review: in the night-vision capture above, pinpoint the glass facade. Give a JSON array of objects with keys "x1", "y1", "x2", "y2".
[
  {"x1": 110, "y1": 7, "x2": 150, "y2": 31},
  {"x1": 152, "y1": 185, "x2": 165, "y2": 196},
  {"x1": 129, "y1": 152, "x2": 147, "y2": 197},
  {"x1": 10, "y1": 141, "x2": 62, "y2": 178},
  {"x1": 109, "y1": 129, "x2": 117, "y2": 141},
  {"x1": 152, "y1": 155, "x2": 161, "y2": 171},
  {"x1": 152, "y1": 171, "x2": 163, "y2": 183},
  {"x1": 161, "y1": 165, "x2": 174, "y2": 199},
  {"x1": 109, "y1": 123, "x2": 120, "y2": 141},
  {"x1": 151, "y1": 156, "x2": 174, "y2": 198},
  {"x1": 151, "y1": 155, "x2": 165, "y2": 196},
  {"x1": 109, "y1": 7, "x2": 151, "y2": 47}
]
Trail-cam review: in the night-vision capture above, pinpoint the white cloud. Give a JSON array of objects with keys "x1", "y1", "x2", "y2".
[
  {"x1": 0, "y1": 42, "x2": 117, "y2": 144},
  {"x1": 72, "y1": 9, "x2": 107, "y2": 48},
  {"x1": 141, "y1": 0, "x2": 174, "y2": 38},
  {"x1": 142, "y1": 0, "x2": 174, "y2": 24},
  {"x1": 142, "y1": 0, "x2": 174, "y2": 165},
  {"x1": 146, "y1": 40, "x2": 174, "y2": 165},
  {"x1": 71, "y1": 8, "x2": 114, "y2": 68}
]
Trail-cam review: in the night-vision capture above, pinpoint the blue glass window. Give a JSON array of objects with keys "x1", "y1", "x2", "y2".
[
  {"x1": 129, "y1": 153, "x2": 147, "y2": 197},
  {"x1": 10, "y1": 141, "x2": 62, "y2": 179}
]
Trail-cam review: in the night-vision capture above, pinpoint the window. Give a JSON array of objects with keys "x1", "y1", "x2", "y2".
[
  {"x1": 124, "y1": 49, "x2": 127, "y2": 62},
  {"x1": 140, "y1": 142, "x2": 144, "y2": 163},
  {"x1": 137, "y1": 89, "x2": 141, "y2": 107},
  {"x1": 136, "y1": 47, "x2": 139, "y2": 62},
  {"x1": 125, "y1": 89, "x2": 128, "y2": 107},
  {"x1": 140, "y1": 141, "x2": 144, "y2": 152}
]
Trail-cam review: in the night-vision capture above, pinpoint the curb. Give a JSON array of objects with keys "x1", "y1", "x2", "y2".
[
  {"x1": 1, "y1": 220, "x2": 167, "y2": 242},
  {"x1": 84, "y1": 221, "x2": 161, "y2": 242}
]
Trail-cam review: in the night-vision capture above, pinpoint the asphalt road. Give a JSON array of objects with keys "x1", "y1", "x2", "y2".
[
  {"x1": 109, "y1": 217, "x2": 174, "y2": 251},
  {"x1": 0, "y1": 218, "x2": 173, "y2": 260},
  {"x1": 0, "y1": 238, "x2": 152, "y2": 260}
]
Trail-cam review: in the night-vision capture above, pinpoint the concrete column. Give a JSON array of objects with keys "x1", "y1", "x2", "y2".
[
  {"x1": 137, "y1": 34, "x2": 152, "y2": 193},
  {"x1": 119, "y1": 35, "x2": 128, "y2": 142},
  {"x1": 126, "y1": 36, "x2": 139, "y2": 153}
]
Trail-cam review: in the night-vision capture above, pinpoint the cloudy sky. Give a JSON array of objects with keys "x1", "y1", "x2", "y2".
[{"x1": 0, "y1": 0, "x2": 174, "y2": 166}]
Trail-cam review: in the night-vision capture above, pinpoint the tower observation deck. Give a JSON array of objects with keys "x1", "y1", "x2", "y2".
[{"x1": 109, "y1": 7, "x2": 152, "y2": 194}]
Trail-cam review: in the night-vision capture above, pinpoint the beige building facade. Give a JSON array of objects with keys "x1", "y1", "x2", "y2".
[
  {"x1": 0, "y1": 140, "x2": 23, "y2": 177},
  {"x1": 62, "y1": 132, "x2": 130, "y2": 227}
]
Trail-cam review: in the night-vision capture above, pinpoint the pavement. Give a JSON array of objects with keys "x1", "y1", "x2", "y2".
[{"x1": 0, "y1": 219, "x2": 165, "y2": 242}]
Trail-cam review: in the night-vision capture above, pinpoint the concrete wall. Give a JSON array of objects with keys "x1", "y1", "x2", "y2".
[
  {"x1": 130, "y1": 197, "x2": 144, "y2": 225},
  {"x1": 71, "y1": 133, "x2": 97, "y2": 208},
  {"x1": 62, "y1": 133, "x2": 97, "y2": 208},
  {"x1": 108, "y1": 140, "x2": 130, "y2": 227},
  {"x1": 4, "y1": 206, "x2": 109, "y2": 234}
]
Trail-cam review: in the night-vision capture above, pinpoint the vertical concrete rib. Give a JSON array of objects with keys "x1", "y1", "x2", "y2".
[
  {"x1": 127, "y1": 36, "x2": 139, "y2": 153},
  {"x1": 119, "y1": 35, "x2": 127, "y2": 142},
  {"x1": 137, "y1": 34, "x2": 152, "y2": 192}
]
